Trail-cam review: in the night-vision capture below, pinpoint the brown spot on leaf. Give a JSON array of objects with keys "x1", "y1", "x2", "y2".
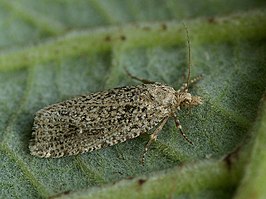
[
  {"x1": 48, "y1": 190, "x2": 71, "y2": 199},
  {"x1": 120, "y1": 35, "x2": 126, "y2": 41},
  {"x1": 138, "y1": 178, "x2": 147, "y2": 186},
  {"x1": 207, "y1": 17, "x2": 216, "y2": 24},
  {"x1": 105, "y1": 35, "x2": 111, "y2": 42},
  {"x1": 223, "y1": 146, "x2": 240, "y2": 170},
  {"x1": 161, "y1": 23, "x2": 167, "y2": 30}
]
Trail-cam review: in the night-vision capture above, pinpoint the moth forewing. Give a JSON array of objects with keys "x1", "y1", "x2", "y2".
[{"x1": 30, "y1": 84, "x2": 176, "y2": 158}]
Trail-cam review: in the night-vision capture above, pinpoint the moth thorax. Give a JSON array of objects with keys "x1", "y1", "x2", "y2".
[{"x1": 150, "y1": 85, "x2": 177, "y2": 107}]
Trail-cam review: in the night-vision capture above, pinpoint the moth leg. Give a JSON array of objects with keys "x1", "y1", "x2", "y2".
[
  {"x1": 177, "y1": 75, "x2": 203, "y2": 92},
  {"x1": 141, "y1": 117, "x2": 169, "y2": 165},
  {"x1": 125, "y1": 68, "x2": 155, "y2": 84},
  {"x1": 173, "y1": 115, "x2": 193, "y2": 145},
  {"x1": 190, "y1": 75, "x2": 203, "y2": 85}
]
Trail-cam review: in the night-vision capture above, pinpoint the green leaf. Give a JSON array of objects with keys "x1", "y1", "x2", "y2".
[
  {"x1": 0, "y1": 1, "x2": 266, "y2": 199},
  {"x1": 234, "y1": 95, "x2": 266, "y2": 199}
]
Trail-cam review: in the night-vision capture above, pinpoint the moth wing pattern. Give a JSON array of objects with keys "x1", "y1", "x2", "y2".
[{"x1": 29, "y1": 83, "x2": 172, "y2": 158}]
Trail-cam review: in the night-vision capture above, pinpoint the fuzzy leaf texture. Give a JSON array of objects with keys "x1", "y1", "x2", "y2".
[{"x1": 0, "y1": 1, "x2": 266, "y2": 199}]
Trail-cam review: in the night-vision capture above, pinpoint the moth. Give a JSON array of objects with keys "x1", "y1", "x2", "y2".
[{"x1": 29, "y1": 26, "x2": 203, "y2": 162}]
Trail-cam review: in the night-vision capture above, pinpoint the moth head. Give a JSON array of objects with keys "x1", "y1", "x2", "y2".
[{"x1": 176, "y1": 91, "x2": 203, "y2": 108}]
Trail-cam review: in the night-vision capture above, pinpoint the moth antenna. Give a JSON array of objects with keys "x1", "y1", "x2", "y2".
[{"x1": 182, "y1": 23, "x2": 191, "y2": 92}]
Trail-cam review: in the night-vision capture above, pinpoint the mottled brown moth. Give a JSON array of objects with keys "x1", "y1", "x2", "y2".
[{"x1": 29, "y1": 25, "x2": 203, "y2": 162}]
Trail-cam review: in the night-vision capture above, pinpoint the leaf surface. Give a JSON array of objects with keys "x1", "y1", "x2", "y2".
[{"x1": 0, "y1": 1, "x2": 266, "y2": 199}]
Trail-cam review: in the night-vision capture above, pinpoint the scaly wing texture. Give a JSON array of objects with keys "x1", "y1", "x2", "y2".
[{"x1": 29, "y1": 84, "x2": 169, "y2": 158}]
